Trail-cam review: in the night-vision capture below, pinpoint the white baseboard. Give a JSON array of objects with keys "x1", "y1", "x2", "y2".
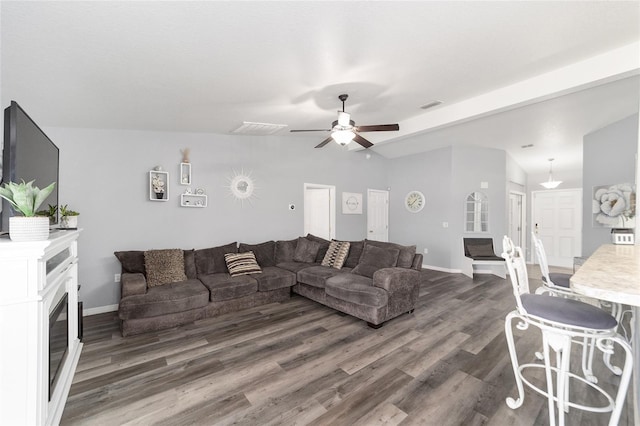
[
  {"x1": 422, "y1": 264, "x2": 462, "y2": 274},
  {"x1": 82, "y1": 304, "x2": 118, "y2": 316}
]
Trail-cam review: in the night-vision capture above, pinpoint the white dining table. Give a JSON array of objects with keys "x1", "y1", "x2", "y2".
[{"x1": 571, "y1": 243, "x2": 640, "y2": 425}]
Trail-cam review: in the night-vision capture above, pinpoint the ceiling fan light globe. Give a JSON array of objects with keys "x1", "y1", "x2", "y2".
[{"x1": 332, "y1": 130, "x2": 355, "y2": 146}]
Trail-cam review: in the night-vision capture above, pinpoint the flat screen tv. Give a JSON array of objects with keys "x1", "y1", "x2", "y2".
[{"x1": 1, "y1": 101, "x2": 60, "y2": 234}]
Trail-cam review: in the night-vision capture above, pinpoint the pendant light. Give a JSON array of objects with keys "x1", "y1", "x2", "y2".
[{"x1": 540, "y1": 158, "x2": 562, "y2": 189}]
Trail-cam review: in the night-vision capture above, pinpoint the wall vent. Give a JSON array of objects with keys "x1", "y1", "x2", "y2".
[
  {"x1": 232, "y1": 121, "x2": 288, "y2": 135},
  {"x1": 419, "y1": 100, "x2": 443, "y2": 110}
]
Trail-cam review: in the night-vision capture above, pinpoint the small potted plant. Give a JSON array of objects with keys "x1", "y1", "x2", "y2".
[
  {"x1": 59, "y1": 204, "x2": 80, "y2": 229},
  {"x1": 36, "y1": 204, "x2": 58, "y2": 225},
  {"x1": 152, "y1": 175, "x2": 165, "y2": 199},
  {"x1": 0, "y1": 180, "x2": 56, "y2": 241}
]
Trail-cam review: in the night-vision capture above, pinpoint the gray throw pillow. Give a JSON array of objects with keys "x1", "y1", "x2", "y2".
[
  {"x1": 293, "y1": 237, "x2": 321, "y2": 263},
  {"x1": 364, "y1": 240, "x2": 416, "y2": 268},
  {"x1": 239, "y1": 241, "x2": 276, "y2": 267},
  {"x1": 144, "y1": 249, "x2": 187, "y2": 287},
  {"x1": 114, "y1": 250, "x2": 146, "y2": 275},
  {"x1": 352, "y1": 244, "x2": 400, "y2": 278}
]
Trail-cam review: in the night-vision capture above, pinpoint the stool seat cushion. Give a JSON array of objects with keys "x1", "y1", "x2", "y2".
[
  {"x1": 521, "y1": 294, "x2": 617, "y2": 330},
  {"x1": 542, "y1": 272, "x2": 572, "y2": 288}
]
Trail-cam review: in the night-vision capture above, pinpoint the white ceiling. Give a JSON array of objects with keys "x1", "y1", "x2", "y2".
[{"x1": 2, "y1": 1, "x2": 639, "y2": 175}]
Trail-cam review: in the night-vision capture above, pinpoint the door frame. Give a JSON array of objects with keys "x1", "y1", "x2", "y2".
[
  {"x1": 303, "y1": 183, "x2": 336, "y2": 239},
  {"x1": 508, "y1": 190, "x2": 526, "y2": 255},
  {"x1": 367, "y1": 188, "x2": 389, "y2": 242}
]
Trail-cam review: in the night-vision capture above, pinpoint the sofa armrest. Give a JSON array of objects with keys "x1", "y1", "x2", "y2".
[
  {"x1": 121, "y1": 273, "x2": 147, "y2": 298},
  {"x1": 373, "y1": 267, "x2": 419, "y2": 293},
  {"x1": 373, "y1": 267, "x2": 420, "y2": 317}
]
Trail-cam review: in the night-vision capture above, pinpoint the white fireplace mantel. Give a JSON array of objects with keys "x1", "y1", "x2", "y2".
[{"x1": 0, "y1": 230, "x2": 83, "y2": 426}]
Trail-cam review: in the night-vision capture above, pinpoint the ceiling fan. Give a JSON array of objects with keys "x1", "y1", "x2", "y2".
[{"x1": 290, "y1": 94, "x2": 400, "y2": 149}]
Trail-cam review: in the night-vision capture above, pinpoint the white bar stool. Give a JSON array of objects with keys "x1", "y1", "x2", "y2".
[
  {"x1": 532, "y1": 232, "x2": 623, "y2": 377},
  {"x1": 502, "y1": 237, "x2": 633, "y2": 426}
]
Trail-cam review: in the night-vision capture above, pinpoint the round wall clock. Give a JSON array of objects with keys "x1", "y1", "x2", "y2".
[{"x1": 405, "y1": 190, "x2": 425, "y2": 213}]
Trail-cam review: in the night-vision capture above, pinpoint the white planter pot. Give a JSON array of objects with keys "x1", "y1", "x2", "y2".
[
  {"x1": 9, "y1": 216, "x2": 50, "y2": 242},
  {"x1": 60, "y1": 216, "x2": 79, "y2": 229}
]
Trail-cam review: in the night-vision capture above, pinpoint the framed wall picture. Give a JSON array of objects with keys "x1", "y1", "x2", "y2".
[
  {"x1": 592, "y1": 183, "x2": 636, "y2": 228},
  {"x1": 342, "y1": 192, "x2": 363, "y2": 214}
]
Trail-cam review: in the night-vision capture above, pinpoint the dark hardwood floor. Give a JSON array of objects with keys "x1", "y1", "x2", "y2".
[{"x1": 61, "y1": 267, "x2": 634, "y2": 425}]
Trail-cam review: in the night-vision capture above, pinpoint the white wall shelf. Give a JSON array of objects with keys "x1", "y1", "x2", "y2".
[
  {"x1": 179, "y1": 163, "x2": 191, "y2": 185},
  {"x1": 181, "y1": 193, "x2": 207, "y2": 208},
  {"x1": 149, "y1": 170, "x2": 169, "y2": 201}
]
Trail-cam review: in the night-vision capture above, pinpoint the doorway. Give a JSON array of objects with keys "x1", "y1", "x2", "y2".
[
  {"x1": 531, "y1": 189, "x2": 582, "y2": 268},
  {"x1": 303, "y1": 183, "x2": 336, "y2": 240},
  {"x1": 508, "y1": 191, "x2": 526, "y2": 249},
  {"x1": 367, "y1": 189, "x2": 389, "y2": 242}
]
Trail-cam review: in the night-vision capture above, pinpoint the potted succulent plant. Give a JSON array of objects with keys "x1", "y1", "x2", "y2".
[
  {"x1": 36, "y1": 204, "x2": 58, "y2": 225},
  {"x1": 0, "y1": 180, "x2": 56, "y2": 241},
  {"x1": 59, "y1": 204, "x2": 80, "y2": 229}
]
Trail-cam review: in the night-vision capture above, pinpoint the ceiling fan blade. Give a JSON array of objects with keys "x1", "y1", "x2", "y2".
[
  {"x1": 353, "y1": 133, "x2": 373, "y2": 149},
  {"x1": 355, "y1": 124, "x2": 399, "y2": 132},
  {"x1": 290, "y1": 129, "x2": 330, "y2": 132},
  {"x1": 315, "y1": 136, "x2": 333, "y2": 149}
]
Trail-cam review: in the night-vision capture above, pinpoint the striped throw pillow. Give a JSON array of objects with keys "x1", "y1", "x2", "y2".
[
  {"x1": 321, "y1": 241, "x2": 351, "y2": 269},
  {"x1": 224, "y1": 251, "x2": 262, "y2": 277}
]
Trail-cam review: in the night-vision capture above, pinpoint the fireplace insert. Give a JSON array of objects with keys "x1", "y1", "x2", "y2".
[{"x1": 49, "y1": 293, "x2": 68, "y2": 400}]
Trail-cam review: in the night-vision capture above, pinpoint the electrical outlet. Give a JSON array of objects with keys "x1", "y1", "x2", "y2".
[
  {"x1": 423, "y1": 248, "x2": 428, "y2": 254},
  {"x1": 442, "y1": 222, "x2": 449, "y2": 228},
  {"x1": 114, "y1": 273, "x2": 121, "y2": 282}
]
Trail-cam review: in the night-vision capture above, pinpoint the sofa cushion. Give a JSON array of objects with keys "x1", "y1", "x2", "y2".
[
  {"x1": 114, "y1": 250, "x2": 146, "y2": 275},
  {"x1": 184, "y1": 249, "x2": 197, "y2": 279},
  {"x1": 293, "y1": 237, "x2": 321, "y2": 263},
  {"x1": 306, "y1": 233, "x2": 331, "y2": 263},
  {"x1": 144, "y1": 249, "x2": 187, "y2": 287},
  {"x1": 195, "y1": 242, "x2": 237, "y2": 275},
  {"x1": 342, "y1": 240, "x2": 365, "y2": 268},
  {"x1": 118, "y1": 279, "x2": 209, "y2": 320},
  {"x1": 298, "y1": 265, "x2": 350, "y2": 289},
  {"x1": 352, "y1": 244, "x2": 400, "y2": 278},
  {"x1": 364, "y1": 240, "x2": 416, "y2": 269},
  {"x1": 239, "y1": 241, "x2": 276, "y2": 267},
  {"x1": 467, "y1": 242, "x2": 496, "y2": 258},
  {"x1": 254, "y1": 266, "x2": 296, "y2": 291},
  {"x1": 321, "y1": 241, "x2": 351, "y2": 269},
  {"x1": 225, "y1": 252, "x2": 262, "y2": 277},
  {"x1": 275, "y1": 238, "x2": 298, "y2": 263},
  {"x1": 276, "y1": 261, "x2": 317, "y2": 273},
  {"x1": 326, "y1": 276, "x2": 388, "y2": 308},
  {"x1": 198, "y1": 273, "x2": 258, "y2": 302}
]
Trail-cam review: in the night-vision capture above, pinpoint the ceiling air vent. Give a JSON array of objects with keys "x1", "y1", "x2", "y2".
[
  {"x1": 420, "y1": 100, "x2": 443, "y2": 110},
  {"x1": 232, "y1": 121, "x2": 288, "y2": 136}
]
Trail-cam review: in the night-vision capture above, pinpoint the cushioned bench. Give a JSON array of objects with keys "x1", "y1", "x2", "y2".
[{"x1": 462, "y1": 237, "x2": 506, "y2": 279}]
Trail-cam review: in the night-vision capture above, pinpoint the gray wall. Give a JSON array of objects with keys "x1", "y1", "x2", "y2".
[
  {"x1": 46, "y1": 127, "x2": 388, "y2": 309},
  {"x1": 582, "y1": 114, "x2": 639, "y2": 256},
  {"x1": 387, "y1": 144, "x2": 507, "y2": 271}
]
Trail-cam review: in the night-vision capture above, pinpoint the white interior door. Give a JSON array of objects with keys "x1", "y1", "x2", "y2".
[
  {"x1": 532, "y1": 189, "x2": 582, "y2": 268},
  {"x1": 303, "y1": 184, "x2": 335, "y2": 239},
  {"x1": 508, "y1": 191, "x2": 525, "y2": 248},
  {"x1": 367, "y1": 189, "x2": 389, "y2": 242}
]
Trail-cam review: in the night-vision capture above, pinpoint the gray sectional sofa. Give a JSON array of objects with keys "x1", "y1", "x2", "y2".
[{"x1": 115, "y1": 234, "x2": 423, "y2": 336}]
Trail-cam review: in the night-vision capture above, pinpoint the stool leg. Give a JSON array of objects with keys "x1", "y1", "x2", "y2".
[
  {"x1": 607, "y1": 335, "x2": 633, "y2": 426},
  {"x1": 505, "y1": 312, "x2": 525, "y2": 409},
  {"x1": 542, "y1": 332, "x2": 557, "y2": 426}
]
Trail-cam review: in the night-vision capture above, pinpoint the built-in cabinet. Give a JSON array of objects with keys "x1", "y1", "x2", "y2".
[{"x1": 0, "y1": 230, "x2": 82, "y2": 426}]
